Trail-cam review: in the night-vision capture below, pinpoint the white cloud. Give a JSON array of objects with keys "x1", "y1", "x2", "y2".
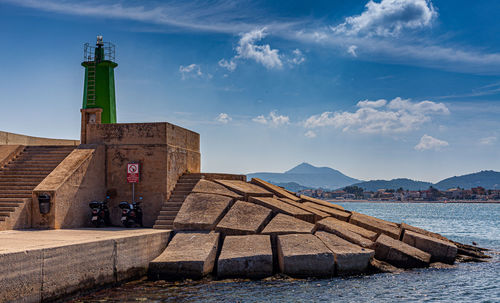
[
  {"x1": 414, "y1": 134, "x2": 448, "y2": 151},
  {"x1": 332, "y1": 0, "x2": 437, "y2": 37},
  {"x1": 304, "y1": 97, "x2": 449, "y2": 134},
  {"x1": 179, "y1": 64, "x2": 203, "y2": 80},
  {"x1": 216, "y1": 113, "x2": 232, "y2": 124},
  {"x1": 305, "y1": 130, "x2": 317, "y2": 138},
  {"x1": 290, "y1": 49, "x2": 306, "y2": 65},
  {"x1": 347, "y1": 45, "x2": 358, "y2": 57},
  {"x1": 479, "y1": 136, "x2": 497, "y2": 145},
  {"x1": 218, "y1": 59, "x2": 237, "y2": 72},
  {"x1": 235, "y1": 28, "x2": 282, "y2": 69},
  {"x1": 252, "y1": 111, "x2": 290, "y2": 126}
]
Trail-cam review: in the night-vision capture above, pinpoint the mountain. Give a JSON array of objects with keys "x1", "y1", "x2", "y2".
[
  {"x1": 247, "y1": 162, "x2": 361, "y2": 190},
  {"x1": 351, "y1": 178, "x2": 433, "y2": 191},
  {"x1": 273, "y1": 182, "x2": 312, "y2": 192},
  {"x1": 434, "y1": 170, "x2": 500, "y2": 190}
]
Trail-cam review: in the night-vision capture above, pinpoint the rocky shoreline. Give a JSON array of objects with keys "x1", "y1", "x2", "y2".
[{"x1": 147, "y1": 177, "x2": 490, "y2": 280}]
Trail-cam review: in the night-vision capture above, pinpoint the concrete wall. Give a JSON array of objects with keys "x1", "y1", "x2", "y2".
[
  {"x1": 85, "y1": 122, "x2": 201, "y2": 227},
  {"x1": 32, "y1": 145, "x2": 106, "y2": 229},
  {"x1": 0, "y1": 130, "x2": 79, "y2": 146},
  {"x1": 0, "y1": 145, "x2": 23, "y2": 169}
]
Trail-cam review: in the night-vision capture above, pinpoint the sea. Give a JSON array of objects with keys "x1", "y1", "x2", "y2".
[{"x1": 69, "y1": 203, "x2": 500, "y2": 303}]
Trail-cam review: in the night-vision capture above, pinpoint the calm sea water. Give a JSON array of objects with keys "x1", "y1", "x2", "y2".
[{"x1": 70, "y1": 203, "x2": 500, "y2": 303}]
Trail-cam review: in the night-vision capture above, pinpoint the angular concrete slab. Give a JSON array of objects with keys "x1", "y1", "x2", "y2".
[
  {"x1": 349, "y1": 212, "x2": 400, "y2": 239},
  {"x1": 249, "y1": 197, "x2": 315, "y2": 223},
  {"x1": 261, "y1": 213, "x2": 316, "y2": 235},
  {"x1": 191, "y1": 179, "x2": 243, "y2": 199},
  {"x1": 217, "y1": 235, "x2": 273, "y2": 279},
  {"x1": 214, "y1": 179, "x2": 273, "y2": 200},
  {"x1": 374, "y1": 234, "x2": 431, "y2": 268},
  {"x1": 299, "y1": 195, "x2": 344, "y2": 210},
  {"x1": 149, "y1": 232, "x2": 219, "y2": 280},
  {"x1": 250, "y1": 178, "x2": 301, "y2": 201},
  {"x1": 316, "y1": 217, "x2": 377, "y2": 241},
  {"x1": 303, "y1": 202, "x2": 351, "y2": 222},
  {"x1": 277, "y1": 233, "x2": 335, "y2": 277},
  {"x1": 215, "y1": 201, "x2": 272, "y2": 235},
  {"x1": 278, "y1": 198, "x2": 330, "y2": 222},
  {"x1": 400, "y1": 222, "x2": 451, "y2": 243},
  {"x1": 402, "y1": 230, "x2": 457, "y2": 264},
  {"x1": 315, "y1": 231, "x2": 374, "y2": 275},
  {"x1": 316, "y1": 217, "x2": 375, "y2": 249},
  {"x1": 173, "y1": 193, "x2": 234, "y2": 231}
]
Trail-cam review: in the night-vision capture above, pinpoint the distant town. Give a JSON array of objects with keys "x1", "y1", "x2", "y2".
[{"x1": 299, "y1": 186, "x2": 500, "y2": 203}]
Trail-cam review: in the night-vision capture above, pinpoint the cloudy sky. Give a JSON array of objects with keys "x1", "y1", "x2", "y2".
[{"x1": 0, "y1": 0, "x2": 499, "y2": 182}]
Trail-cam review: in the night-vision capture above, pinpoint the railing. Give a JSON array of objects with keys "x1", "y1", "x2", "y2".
[{"x1": 83, "y1": 42, "x2": 116, "y2": 62}]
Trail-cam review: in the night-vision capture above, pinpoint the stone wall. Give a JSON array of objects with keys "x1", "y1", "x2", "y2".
[
  {"x1": 85, "y1": 122, "x2": 201, "y2": 227},
  {"x1": 0, "y1": 131, "x2": 79, "y2": 146},
  {"x1": 0, "y1": 145, "x2": 23, "y2": 169}
]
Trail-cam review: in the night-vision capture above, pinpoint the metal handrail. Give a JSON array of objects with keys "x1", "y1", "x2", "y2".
[{"x1": 83, "y1": 42, "x2": 116, "y2": 62}]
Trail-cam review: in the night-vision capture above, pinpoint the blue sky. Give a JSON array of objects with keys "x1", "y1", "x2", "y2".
[{"x1": 0, "y1": 0, "x2": 499, "y2": 182}]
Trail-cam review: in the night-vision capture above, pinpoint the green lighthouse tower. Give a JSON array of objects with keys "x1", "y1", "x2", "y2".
[{"x1": 81, "y1": 36, "x2": 117, "y2": 124}]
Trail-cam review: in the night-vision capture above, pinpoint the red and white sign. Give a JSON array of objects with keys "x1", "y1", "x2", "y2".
[{"x1": 127, "y1": 163, "x2": 140, "y2": 183}]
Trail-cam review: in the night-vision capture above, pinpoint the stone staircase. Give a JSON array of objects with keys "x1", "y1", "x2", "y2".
[
  {"x1": 153, "y1": 173, "x2": 202, "y2": 229},
  {"x1": 0, "y1": 145, "x2": 75, "y2": 227}
]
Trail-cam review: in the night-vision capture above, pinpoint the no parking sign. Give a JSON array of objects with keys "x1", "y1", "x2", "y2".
[{"x1": 127, "y1": 163, "x2": 140, "y2": 183}]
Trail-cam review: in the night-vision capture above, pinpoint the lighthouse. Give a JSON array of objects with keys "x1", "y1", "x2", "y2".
[{"x1": 81, "y1": 36, "x2": 118, "y2": 124}]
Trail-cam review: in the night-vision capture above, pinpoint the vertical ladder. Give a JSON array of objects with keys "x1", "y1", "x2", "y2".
[{"x1": 86, "y1": 62, "x2": 96, "y2": 106}]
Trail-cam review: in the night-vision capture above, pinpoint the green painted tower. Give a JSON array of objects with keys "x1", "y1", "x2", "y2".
[{"x1": 82, "y1": 36, "x2": 118, "y2": 124}]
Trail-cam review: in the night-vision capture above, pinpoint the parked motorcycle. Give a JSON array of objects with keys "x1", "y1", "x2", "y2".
[
  {"x1": 89, "y1": 196, "x2": 111, "y2": 227},
  {"x1": 119, "y1": 197, "x2": 143, "y2": 227}
]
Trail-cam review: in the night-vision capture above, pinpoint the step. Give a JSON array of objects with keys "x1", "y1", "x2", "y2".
[
  {"x1": 2, "y1": 167, "x2": 56, "y2": 172},
  {"x1": 0, "y1": 206, "x2": 16, "y2": 212},
  {"x1": 170, "y1": 194, "x2": 188, "y2": 199},
  {"x1": 154, "y1": 220, "x2": 174, "y2": 226},
  {"x1": 0, "y1": 185, "x2": 35, "y2": 190},
  {"x1": 174, "y1": 184, "x2": 196, "y2": 191},
  {"x1": 159, "y1": 211, "x2": 178, "y2": 216},
  {"x1": 161, "y1": 207, "x2": 181, "y2": 212},
  {"x1": 157, "y1": 215, "x2": 176, "y2": 221},
  {"x1": 172, "y1": 190, "x2": 191, "y2": 195},
  {"x1": 0, "y1": 178, "x2": 44, "y2": 183},
  {"x1": 0, "y1": 212, "x2": 10, "y2": 217},
  {"x1": 0, "y1": 193, "x2": 32, "y2": 199},
  {"x1": 0, "y1": 202, "x2": 23, "y2": 208},
  {"x1": 6, "y1": 163, "x2": 60, "y2": 169},
  {"x1": 0, "y1": 190, "x2": 32, "y2": 195},
  {"x1": 153, "y1": 224, "x2": 172, "y2": 230},
  {"x1": 0, "y1": 172, "x2": 50, "y2": 176},
  {"x1": 163, "y1": 201, "x2": 183, "y2": 207}
]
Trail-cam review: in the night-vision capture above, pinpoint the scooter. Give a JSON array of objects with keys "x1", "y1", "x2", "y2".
[
  {"x1": 118, "y1": 197, "x2": 143, "y2": 227},
  {"x1": 89, "y1": 196, "x2": 111, "y2": 227}
]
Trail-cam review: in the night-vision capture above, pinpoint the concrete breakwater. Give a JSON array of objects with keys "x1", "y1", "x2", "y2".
[{"x1": 148, "y1": 177, "x2": 490, "y2": 280}]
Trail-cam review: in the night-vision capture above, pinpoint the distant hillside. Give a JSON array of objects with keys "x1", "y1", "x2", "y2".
[
  {"x1": 434, "y1": 170, "x2": 500, "y2": 190},
  {"x1": 273, "y1": 182, "x2": 312, "y2": 192},
  {"x1": 351, "y1": 178, "x2": 433, "y2": 191},
  {"x1": 247, "y1": 162, "x2": 361, "y2": 190}
]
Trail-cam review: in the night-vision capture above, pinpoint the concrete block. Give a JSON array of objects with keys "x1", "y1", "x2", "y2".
[
  {"x1": 400, "y1": 222, "x2": 451, "y2": 242},
  {"x1": 192, "y1": 179, "x2": 243, "y2": 199},
  {"x1": 316, "y1": 217, "x2": 378, "y2": 241},
  {"x1": 278, "y1": 198, "x2": 330, "y2": 222},
  {"x1": 299, "y1": 195, "x2": 344, "y2": 210},
  {"x1": 303, "y1": 202, "x2": 351, "y2": 222},
  {"x1": 349, "y1": 212, "x2": 400, "y2": 239},
  {"x1": 316, "y1": 217, "x2": 375, "y2": 249},
  {"x1": 250, "y1": 178, "x2": 301, "y2": 201},
  {"x1": 216, "y1": 201, "x2": 272, "y2": 235},
  {"x1": 249, "y1": 197, "x2": 315, "y2": 223},
  {"x1": 149, "y1": 232, "x2": 219, "y2": 280},
  {"x1": 402, "y1": 230, "x2": 457, "y2": 264},
  {"x1": 173, "y1": 193, "x2": 234, "y2": 231},
  {"x1": 217, "y1": 235, "x2": 273, "y2": 279},
  {"x1": 375, "y1": 234, "x2": 431, "y2": 268},
  {"x1": 214, "y1": 180, "x2": 273, "y2": 200},
  {"x1": 0, "y1": 250, "x2": 42, "y2": 303},
  {"x1": 262, "y1": 213, "x2": 316, "y2": 235},
  {"x1": 277, "y1": 233, "x2": 335, "y2": 277},
  {"x1": 315, "y1": 231, "x2": 374, "y2": 275}
]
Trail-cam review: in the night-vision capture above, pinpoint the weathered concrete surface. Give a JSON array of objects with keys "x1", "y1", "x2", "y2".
[
  {"x1": 349, "y1": 212, "x2": 400, "y2": 239},
  {"x1": 149, "y1": 232, "x2": 219, "y2": 280},
  {"x1": 250, "y1": 197, "x2": 315, "y2": 223},
  {"x1": 216, "y1": 201, "x2": 272, "y2": 235},
  {"x1": 0, "y1": 145, "x2": 23, "y2": 169},
  {"x1": 316, "y1": 217, "x2": 378, "y2": 241},
  {"x1": 173, "y1": 193, "x2": 234, "y2": 231},
  {"x1": 217, "y1": 235, "x2": 273, "y2": 278},
  {"x1": 375, "y1": 234, "x2": 431, "y2": 268},
  {"x1": 214, "y1": 180, "x2": 273, "y2": 200},
  {"x1": 0, "y1": 130, "x2": 79, "y2": 146},
  {"x1": 277, "y1": 233, "x2": 335, "y2": 277},
  {"x1": 370, "y1": 258, "x2": 403, "y2": 274},
  {"x1": 192, "y1": 179, "x2": 243, "y2": 199},
  {"x1": 316, "y1": 217, "x2": 375, "y2": 249},
  {"x1": 400, "y1": 222, "x2": 451, "y2": 242},
  {"x1": 0, "y1": 228, "x2": 169, "y2": 303},
  {"x1": 262, "y1": 213, "x2": 316, "y2": 235},
  {"x1": 303, "y1": 202, "x2": 351, "y2": 222},
  {"x1": 278, "y1": 198, "x2": 330, "y2": 222},
  {"x1": 402, "y1": 230, "x2": 457, "y2": 264},
  {"x1": 299, "y1": 195, "x2": 344, "y2": 210},
  {"x1": 250, "y1": 178, "x2": 301, "y2": 201},
  {"x1": 315, "y1": 231, "x2": 374, "y2": 275}
]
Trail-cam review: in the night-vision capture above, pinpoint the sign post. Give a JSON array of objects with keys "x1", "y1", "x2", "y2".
[{"x1": 127, "y1": 163, "x2": 140, "y2": 203}]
